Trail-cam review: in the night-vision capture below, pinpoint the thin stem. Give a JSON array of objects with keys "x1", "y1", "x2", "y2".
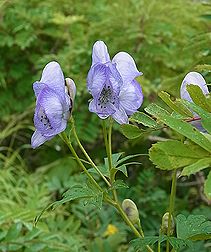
[
  {"x1": 60, "y1": 132, "x2": 102, "y2": 192},
  {"x1": 115, "y1": 203, "x2": 153, "y2": 252},
  {"x1": 105, "y1": 118, "x2": 118, "y2": 201},
  {"x1": 71, "y1": 120, "x2": 111, "y2": 187},
  {"x1": 166, "y1": 170, "x2": 177, "y2": 252},
  {"x1": 137, "y1": 220, "x2": 145, "y2": 238}
]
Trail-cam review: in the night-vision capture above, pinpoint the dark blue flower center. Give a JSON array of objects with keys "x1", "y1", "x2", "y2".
[
  {"x1": 98, "y1": 86, "x2": 116, "y2": 108},
  {"x1": 39, "y1": 109, "x2": 53, "y2": 130}
]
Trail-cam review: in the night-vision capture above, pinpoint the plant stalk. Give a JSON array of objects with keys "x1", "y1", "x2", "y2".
[
  {"x1": 166, "y1": 169, "x2": 177, "y2": 252},
  {"x1": 71, "y1": 120, "x2": 111, "y2": 187}
]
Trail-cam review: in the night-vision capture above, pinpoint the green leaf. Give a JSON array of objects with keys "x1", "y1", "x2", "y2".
[
  {"x1": 145, "y1": 103, "x2": 211, "y2": 152},
  {"x1": 204, "y1": 170, "x2": 211, "y2": 199},
  {"x1": 176, "y1": 214, "x2": 211, "y2": 240},
  {"x1": 107, "y1": 153, "x2": 142, "y2": 177},
  {"x1": 181, "y1": 158, "x2": 211, "y2": 176},
  {"x1": 167, "y1": 237, "x2": 193, "y2": 250},
  {"x1": 186, "y1": 84, "x2": 211, "y2": 112},
  {"x1": 130, "y1": 112, "x2": 160, "y2": 128},
  {"x1": 120, "y1": 124, "x2": 144, "y2": 139},
  {"x1": 52, "y1": 185, "x2": 96, "y2": 209},
  {"x1": 116, "y1": 154, "x2": 142, "y2": 166},
  {"x1": 87, "y1": 192, "x2": 103, "y2": 209},
  {"x1": 112, "y1": 165, "x2": 128, "y2": 177},
  {"x1": 130, "y1": 236, "x2": 163, "y2": 251},
  {"x1": 5, "y1": 222, "x2": 22, "y2": 241},
  {"x1": 159, "y1": 91, "x2": 193, "y2": 117},
  {"x1": 149, "y1": 140, "x2": 210, "y2": 170},
  {"x1": 182, "y1": 100, "x2": 211, "y2": 134},
  {"x1": 88, "y1": 165, "x2": 110, "y2": 178},
  {"x1": 110, "y1": 180, "x2": 129, "y2": 190}
]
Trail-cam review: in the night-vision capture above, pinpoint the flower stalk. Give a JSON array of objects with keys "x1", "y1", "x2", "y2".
[
  {"x1": 166, "y1": 169, "x2": 177, "y2": 252},
  {"x1": 70, "y1": 118, "x2": 111, "y2": 187}
]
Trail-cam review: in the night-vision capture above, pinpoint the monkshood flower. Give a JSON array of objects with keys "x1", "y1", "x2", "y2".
[
  {"x1": 31, "y1": 61, "x2": 76, "y2": 149},
  {"x1": 87, "y1": 41, "x2": 143, "y2": 124},
  {"x1": 180, "y1": 71, "x2": 209, "y2": 101},
  {"x1": 180, "y1": 71, "x2": 209, "y2": 132}
]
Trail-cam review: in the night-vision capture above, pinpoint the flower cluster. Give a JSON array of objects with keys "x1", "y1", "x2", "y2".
[
  {"x1": 31, "y1": 62, "x2": 76, "y2": 148},
  {"x1": 31, "y1": 41, "x2": 144, "y2": 148},
  {"x1": 87, "y1": 41, "x2": 143, "y2": 124}
]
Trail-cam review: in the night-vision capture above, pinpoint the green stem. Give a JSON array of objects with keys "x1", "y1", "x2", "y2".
[
  {"x1": 115, "y1": 203, "x2": 153, "y2": 252},
  {"x1": 103, "y1": 118, "x2": 118, "y2": 201},
  {"x1": 61, "y1": 131, "x2": 153, "y2": 252},
  {"x1": 166, "y1": 169, "x2": 177, "y2": 252},
  {"x1": 71, "y1": 120, "x2": 111, "y2": 187},
  {"x1": 137, "y1": 220, "x2": 145, "y2": 238},
  {"x1": 60, "y1": 132, "x2": 102, "y2": 192}
]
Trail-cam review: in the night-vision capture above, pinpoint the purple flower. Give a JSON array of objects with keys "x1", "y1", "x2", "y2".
[
  {"x1": 180, "y1": 72, "x2": 209, "y2": 101},
  {"x1": 180, "y1": 72, "x2": 209, "y2": 132},
  {"x1": 87, "y1": 41, "x2": 143, "y2": 124},
  {"x1": 31, "y1": 61, "x2": 76, "y2": 148}
]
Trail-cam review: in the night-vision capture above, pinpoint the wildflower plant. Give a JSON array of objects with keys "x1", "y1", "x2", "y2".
[{"x1": 32, "y1": 42, "x2": 211, "y2": 252}]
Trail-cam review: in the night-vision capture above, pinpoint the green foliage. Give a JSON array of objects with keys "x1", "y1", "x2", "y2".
[
  {"x1": 149, "y1": 140, "x2": 210, "y2": 170},
  {"x1": 204, "y1": 171, "x2": 211, "y2": 200},
  {"x1": 176, "y1": 214, "x2": 211, "y2": 241},
  {"x1": 120, "y1": 124, "x2": 144, "y2": 139},
  {"x1": 145, "y1": 103, "x2": 211, "y2": 151}
]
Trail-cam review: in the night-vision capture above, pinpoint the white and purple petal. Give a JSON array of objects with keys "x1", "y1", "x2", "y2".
[
  {"x1": 31, "y1": 130, "x2": 53, "y2": 149},
  {"x1": 40, "y1": 61, "x2": 65, "y2": 96},
  {"x1": 112, "y1": 105, "x2": 129, "y2": 124},
  {"x1": 92, "y1": 41, "x2": 111, "y2": 66},
  {"x1": 119, "y1": 80, "x2": 143, "y2": 115},
  {"x1": 33, "y1": 82, "x2": 46, "y2": 98},
  {"x1": 180, "y1": 72, "x2": 209, "y2": 102},
  {"x1": 34, "y1": 87, "x2": 69, "y2": 137},
  {"x1": 112, "y1": 52, "x2": 142, "y2": 84},
  {"x1": 87, "y1": 64, "x2": 107, "y2": 97}
]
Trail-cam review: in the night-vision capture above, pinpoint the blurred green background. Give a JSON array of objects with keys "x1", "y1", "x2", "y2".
[{"x1": 0, "y1": 0, "x2": 211, "y2": 251}]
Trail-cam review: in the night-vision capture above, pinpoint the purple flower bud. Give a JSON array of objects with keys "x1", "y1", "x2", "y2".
[
  {"x1": 180, "y1": 72, "x2": 209, "y2": 132},
  {"x1": 31, "y1": 61, "x2": 76, "y2": 148},
  {"x1": 180, "y1": 72, "x2": 209, "y2": 102},
  {"x1": 87, "y1": 41, "x2": 144, "y2": 124}
]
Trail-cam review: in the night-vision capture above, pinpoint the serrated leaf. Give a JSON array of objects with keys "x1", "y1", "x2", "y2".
[
  {"x1": 130, "y1": 236, "x2": 163, "y2": 251},
  {"x1": 149, "y1": 140, "x2": 210, "y2": 170},
  {"x1": 145, "y1": 103, "x2": 211, "y2": 152},
  {"x1": 88, "y1": 165, "x2": 110, "y2": 178},
  {"x1": 87, "y1": 192, "x2": 103, "y2": 209},
  {"x1": 176, "y1": 214, "x2": 211, "y2": 240},
  {"x1": 204, "y1": 170, "x2": 211, "y2": 199},
  {"x1": 159, "y1": 91, "x2": 193, "y2": 117},
  {"x1": 186, "y1": 84, "x2": 211, "y2": 112},
  {"x1": 120, "y1": 124, "x2": 144, "y2": 139},
  {"x1": 167, "y1": 237, "x2": 193, "y2": 250},
  {"x1": 110, "y1": 180, "x2": 129, "y2": 190},
  {"x1": 181, "y1": 158, "x2": 211, "y2": 176},
  {"x1": 130, "y1": 112, "x2": 160, "y2": 128},
  {"x1": 52, "y1": 185, "x2": 96, "y2": 209}
]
